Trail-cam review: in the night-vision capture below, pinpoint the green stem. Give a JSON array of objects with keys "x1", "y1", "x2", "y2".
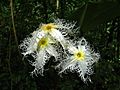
[
  {"x1": 10, "y1": 0, "x2": 26, "y2": 66},
  {"x1": 10, "y1": 0, "x2": 18, "y2": 48}
]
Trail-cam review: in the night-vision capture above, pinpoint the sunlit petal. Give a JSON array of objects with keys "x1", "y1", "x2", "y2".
[
  {"x1": 50, "y1": 29, "x2": 67, "y2": 49},
  {"x1": 31, "y1": 50, "x2": 48, "y2": 76},
  {"x1": 46, "y1": 45, "x2": 58, "y2": 60}
]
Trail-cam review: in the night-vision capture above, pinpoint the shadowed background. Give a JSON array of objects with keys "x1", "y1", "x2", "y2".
[{"x1": 0, "y1": 0, "x2": 120, "y2": 90}]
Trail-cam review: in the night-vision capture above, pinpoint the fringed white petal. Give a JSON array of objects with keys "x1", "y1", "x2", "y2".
[
  {"x1": 46, "y1": 45, "x2": 58, "y2": 60},
  {"x1": 67, "y1": 44, "x2": 78, "y2": 54},
  {"x1": 50, "y1": 29, "x2": 66, "y2": 49},
  {"x1": 20, "y1": 37, "x2": 37, "y2": 56},
  {"x1": 31, "y1": 50, "x2": 48, "y2": 76},
  {"x1": 77, "y1": 37, "x2": 87, "y2": 49},
  {"x1": 54, "y1": 18, "x2": 76, "y2": 30},
  {"x1": 20, "y1": 30, "x2": 45, "y2": 56},
  {"x1": 76, "y1": 61, "x2": 91, "y2": 82},
  {"x1": 59, "y1": 58, "x2": 76, "y2": 74}
]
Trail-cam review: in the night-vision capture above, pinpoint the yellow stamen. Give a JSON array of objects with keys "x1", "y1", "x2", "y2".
[
  {"x1": 40, "y1": 23, "x2": 57, "y2": 32},
  {"x1": 74, "y1": 51, "x2": 85, "y2": 61},
  {"x1": 37, "y1": 37, "x2": 49, "y2": 50}
]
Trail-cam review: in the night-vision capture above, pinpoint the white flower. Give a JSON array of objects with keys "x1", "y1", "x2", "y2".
[
  {"x1": 57, "y1": 37, "x2": 100, "y2": 82},
  {"x1": 39, "y1": 19, "x2": 75, "y2": 49},
  {"x1": 30, "y1": 36, "x2": 58, "y2": 75},
  {"x1": 19, "y1": 30, "x2": 45, "y2": 56},
  {"x1": 20, "y1": 31, "x2": 58, "y2": 75}
]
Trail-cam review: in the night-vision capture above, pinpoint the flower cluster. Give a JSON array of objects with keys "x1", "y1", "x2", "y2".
[{"x1": 20, "y1": 19, "x2": 100, "y2": 82}]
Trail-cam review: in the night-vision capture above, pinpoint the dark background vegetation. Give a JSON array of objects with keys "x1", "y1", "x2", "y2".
[{"x1": 0, "y1": 0, "x2": 120, "y2": 90}]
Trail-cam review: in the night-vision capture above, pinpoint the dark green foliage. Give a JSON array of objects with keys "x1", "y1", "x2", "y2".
[
  {"x1": 0, "y1": 0, "x2": 120, "y2": 90},
  {"x1": 68, "y1": 1, "x2": 120, "y2": 34}
]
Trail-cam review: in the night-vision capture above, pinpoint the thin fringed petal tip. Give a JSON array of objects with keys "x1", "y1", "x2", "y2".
[
  {"x1": 30, "y1": 50, "x2": 49, "y2": 76},
  {"x1": 57, "y1": 37, "x2": 100, "y2": 83},
  {"x1": 53, "y1": 18, "x2": 76, "y2": 31}
]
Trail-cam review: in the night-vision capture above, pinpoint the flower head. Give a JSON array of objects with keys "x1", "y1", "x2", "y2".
[
  {"x1": 57, "y1": 37, "x2": 100, "y2": 82},
  {"x1": 39, "y1": 19, "x2": 76, "y2": 49},
  {"x1": 19, "y1": 30, "x2": 45, "y2": 56},
  {"x1": 20, "y1": 30, "x2": 58, "y2": 75},
  {"x1": 20, "y1": 19, "x2": 100, "y2": 79},
  {"x1": 75, "y1": 51, "x2": 85, "y2": 60},
  {"x1": 30, "y1": 35, "x2": 58, "y2": 75},
  {"x1": 40, "y1": 23, "x2": 57, "y2": 33},
  {"x1": 37, "y1": 37, "x2": 49, "y2": 49}
]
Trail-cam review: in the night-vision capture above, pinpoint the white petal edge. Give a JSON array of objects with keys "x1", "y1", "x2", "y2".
[
  {"x1": 46, "y1": 45, "x2": 58, "y2": 60},
  {"x1": 50, "y1": 29, "x2": 66, "y2": 49},
  {"x1": 31, "y1": 49, "x2": 47, "y2": 76}
]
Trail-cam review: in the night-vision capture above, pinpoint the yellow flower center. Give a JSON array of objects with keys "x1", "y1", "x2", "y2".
[
  {"x1": 37, "y1": 37, "x2": 49, "y2": 50},
  {"x1": 41, "y1": 23, "x2": 57, "y2": 32},
  {"x1": 74, "y1": 51, "x2": 85, "y2": 61}
]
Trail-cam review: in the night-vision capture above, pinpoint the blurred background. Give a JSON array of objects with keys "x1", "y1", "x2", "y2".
[{"x1": 0, "y1": 0, "x2": 120, "y2": 90}]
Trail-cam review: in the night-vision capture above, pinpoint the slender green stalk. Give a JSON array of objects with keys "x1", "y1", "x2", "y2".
[
  {"x1": 10, "y1": 0, "x2": 18, "y2": 48},
  {"x1": 10, "y1": 0, "x2": 26, "y2": 66}
]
